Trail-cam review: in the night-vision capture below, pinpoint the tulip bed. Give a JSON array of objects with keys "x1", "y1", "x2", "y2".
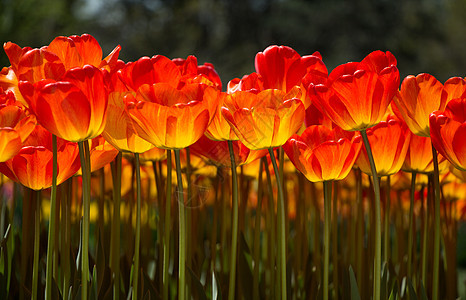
[{"x1": 0, "y1": 34, "x2": 465, "y2": 300}]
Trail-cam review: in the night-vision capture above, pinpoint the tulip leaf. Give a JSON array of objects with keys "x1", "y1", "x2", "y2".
[
  {"x1": 349, "y1": 266, "x2": 361, "y2": 300},
  {"x1": 419, "y1": 280, "x2": 428, "y2": 300},
  {"x1": 406, "y1": 277, "x2": 418, "y2": 300},
  {"x1": 187, "y1": 266, "x2": 208, "y2": 300}
]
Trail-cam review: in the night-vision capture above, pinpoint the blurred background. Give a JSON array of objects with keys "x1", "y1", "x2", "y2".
[{"x1": 1, "y1": 0, "x2": 466, "y2": 86}]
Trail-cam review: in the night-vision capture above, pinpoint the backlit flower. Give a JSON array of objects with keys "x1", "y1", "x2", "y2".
[
  {"x1": 314, "y1": 50, "x2": 399, "y2": 131},
  {"x1": 19, "y1": 65, "x2": 108, "y2": 142},
  {"x1": 0, "y1": 89, "x2": 36, "y2": 162},
  {"x1": 283, "y1": 125, "x2": 362, "y2": 182},
  {"x1": 221, "y1": 88, "x2": 305, "y2": 150},
  {"x1": 0, "y1": 125, "x2": 80, "y2": 190},
  {"x1": 430, "y1": 97, "x2": 466, "y2": 171},
  {"x1": 356, "y1": 114, "x2": 411, "y2": 176}
]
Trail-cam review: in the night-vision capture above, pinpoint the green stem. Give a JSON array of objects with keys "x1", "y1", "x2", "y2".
[
  {"x1": 268, "y1": 148, "x2": 287, "y2": 300},
  {"x1": 431, "y1": 143, "x2": 441, "y2": 300},
  {"x1": 421, "y1": 180, "x2": 428, "y2": 287},
  {"x1": 163, "y1": 150, "x2": 172, "y2": 300},
  {"x1": 227, "y1": 141, "x2": 239, "y2": 300},
  {"x1": 407, "y1": 172, "x2": 416, "y2": 282},
  {"x1": 78, "y1": 140, "x2": 91, "y2": 300},
  {"x1": 323, "y1": 181, "x2": 332, "y2": 300},
  {"x1": 264, "y1": 157, "x2": 276, "y2": 297},
  {"x1": 110, "y1": 152, "x2": 122, "y2": 300},
  {"x1": 253, "y1": 158, "x2": 264, "y2": 300},
  {"x1": 32, "y1": 190, "x2": 40, "y2": 300},
  {"x1": 45, "y1": 135, "x2": 58, "y2": 299},
  {"x1": 174, "y1": 149, "x2": 186, "y2": 300},
  {"x1": 133, "y1": 153, "x2": 141, "y2": 300},
  {"x1": 355, "y1": 169, "x2": 364, "y2": 288},
  {"x1": 384, "y1": 176, "x2": 390, "y2": 264},
  {"x1": 360, "y1": 130, "x2": 381, "y2": 300}
]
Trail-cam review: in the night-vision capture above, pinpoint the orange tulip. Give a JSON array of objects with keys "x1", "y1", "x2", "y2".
[
  {"x1": 0, "y1": 125, "x2": 80, "y2": 190},
  {"x1": 140, "y1": 146, "x2": 167, "y2": 162},
  {"x1": 402, "y1": 132, "x2": 448, "y2": 174},
  {"x1": 172, "y1": 55, "x2": 222, "y2": 89},
  {"x1": 0, "y1": 89, "x2": 36, "y2": 162},
  {"x1": 283, "y1": 125, "x2": 362, "y2": 182},
  {"x1": 127, "y1": 82, "x2": 219, "y2": 149},
  {"x1": 430, "y1": 97, "x2": 466, "y2": 171},
  {"x1": 221, "y1": 88, "x2": 305, "y2": 150},
  {"x1": 356, "y1": 114, "x2": 411, "y2": 176},
  {"x1": 204, "y1": 92, "x2": 238, "y2": 141},
  {"x1": 313, "y1": 50, "x2": 399, "y2": 131},
  {"x1": 87, "y1": 136, "x2": 119, "y2": 173},
  {"x1": 255, "y1": 45, "x2": 327, "y2": 108},
  {"x1": 227, "y1": 72, "x2": 264, "y2": 94},
  {"x1": 391, "y1": 73, "x2": 447, "y2": 137},
  {"x1": 102, "y1": 91, "x2": 155, "y2": 153},
  {"x1": 19, "y1": 65, "x2": 109, "y2": 142},
  {"x1": 190, "y1": 135, "x2": 267, "y2": 168},
  {"x1": 4, "y1": 34, "x2": 121, "y2": 81}
]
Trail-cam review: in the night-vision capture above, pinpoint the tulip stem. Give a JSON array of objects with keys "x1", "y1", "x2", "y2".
[
  {"x1": 45, "y1": 135, "x2": 58, "y2": 299},
  {"x1": 252, "y1": 158, "x2": 264, "y2": 300},
  {"x1": 227, "y1": 141, "x2": 239, "y2": 300},
  {"x1": 163, "y1": 150, "x2": 172, "y2": 300},
  {"x1": 174, "y1": 149, "x2": 186, "y2": 300},
  {"x1": 323, "y1": 180, "x2": 332, "y2": 300},
  {"x1": 407, "y1": 172, "x2": 416, "y2": 282},
  {"x1": 431, "y1": 143, "x2": 441, "y2": 300},
  {"x1": 268, "y1": 148, "x2": 287, "y2": 300},
  {"x1": 32, "y1": 190, "x2": 40, "y2": 300},
  {"x1": 360, "y1": 130, "x2": 381, "y2": 300},
  {"x1": 110, "y1": 152, "x2": 122, "y2": 300},
  {"x1": 133, "y1": 153, "x2": 141, "y2": 300},
  {"x1": 78, "y1": 140, "x2": 91, "y2": 300},
  {"x1": 384, "y1": 176, "x2": 390, "y2": 264}
]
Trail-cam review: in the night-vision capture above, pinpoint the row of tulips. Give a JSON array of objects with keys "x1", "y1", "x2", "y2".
[{"x1": 0, "y1": 34, "x2": 465, "y2": 299}]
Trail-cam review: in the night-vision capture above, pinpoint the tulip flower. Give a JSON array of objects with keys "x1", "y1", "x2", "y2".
[
  {"x1": 430, "y1": 97, "x2": 466, "y2": 171},
  {"x1": 402, "y1": 132, "x2": 448, "y2": 174},
  {"x1": 190, "y1": 135, "x2": 267, "y2": 168},
  {"x1": 255, "y1": 45, "x2": 327, "y2": 108},
  {"x1": 356, "y1": 114, "x2": 411, "y2": 176},
  {"x1": 4, "y1": 34, "x2": 121, "y2": 83},
  {"x1": 0, "y1": 125, "x2": 80, "y2": 190},
  {"x1": 19, "y1": 65, "x2": 108, "y2": 143},
  {"x1": 227, "y1": 72, "x2": 264, "y2": 94},
  {"x1": 221, "y1": 87, "x2": 305, "y2": 150},
  {"x1": 391, "y1": 73, "x2": 446, "y2": 137},
  {"x1": 283, "y1": 125, "x2": 362, "y2": 182},
  {"x1": 314, "y1": 50, "x2": 399, "y2": 131},
  {"x1": 0, "y1": 89, "x2": 36, "y2": 162},
  {"x1": 127, "y1": 82, "x2": 218, "y2": 150},
  {"x1": 103, "y1": 91, "x2": 155, "y2": 153}
]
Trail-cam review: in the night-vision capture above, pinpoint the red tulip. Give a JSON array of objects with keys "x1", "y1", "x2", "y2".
[
  {"x1": 430, "y1": 97, "x2": 466, "y2": 171},
  {"x1": 0, "y1": 125, "x2": 80, "y2": 190},
  {"x1": 314, "y1": 50, "x2": 399, "y2": 131},
  {"x1": 356, "y1": 114, "x2": 411, "y2": 176},
  {"x1": 283, "y1": 125, "x2": 362, "y2": 182},
  {"x1": 19, "y1": 65, "x2": 109, "y2": 142},
  {"x1": 221, "y1": 88, "x2": 305, "y2": 150},
  {"x1": 0, "y1": 89, "x2": 36, "y2": 162},
  {"x1": 190, "y1": 135, "x2": 267, "y2": 168}
]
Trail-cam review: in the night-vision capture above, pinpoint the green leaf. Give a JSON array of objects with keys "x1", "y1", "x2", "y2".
[
  {"x1": 187, "y1": 266, "x2": 207, "y2": 300},
  {"x1": 406, "y1": 277, "x2": 418, "y2": 300},
  {"x1": 419, "y1": 280, "x2": 428, "y2": 300},
  {"x1": 349, "y1": 266, "x2": 361, "y2": 300}
]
